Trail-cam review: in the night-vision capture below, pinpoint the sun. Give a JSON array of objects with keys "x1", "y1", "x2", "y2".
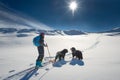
[{"x1": 69, "y1": 1, "x2": 78, "y2": 16}]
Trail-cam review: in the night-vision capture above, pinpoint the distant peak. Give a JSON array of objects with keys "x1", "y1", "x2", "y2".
[{"x1": 112, "y1": 27, "x2": 120, "y2": 30}]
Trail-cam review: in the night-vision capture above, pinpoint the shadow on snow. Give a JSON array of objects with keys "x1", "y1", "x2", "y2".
[
  {"x1": 52, "y1": 59, "x2": 84, "y2": 67},
  {"x1": 69, "y1": 58, "x2": 84, "y2": 66},
  {"x1": 20, "y1": 68, "x2": 38, "y2": 80},
  {"x1": 52, "y1": 60, "x2": 67, "y2": 67}
]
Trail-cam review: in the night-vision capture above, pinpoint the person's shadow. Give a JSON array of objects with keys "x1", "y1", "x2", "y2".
[
  {"x1": 20, "y1": 68, "x2": 38, "y2": 80},
  {"x1": 69, "y1": 58, "x2": 84, "y2": 66}
]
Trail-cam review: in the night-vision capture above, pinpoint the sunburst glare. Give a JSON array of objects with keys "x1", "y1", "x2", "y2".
[{"x1": 69, "y1": 1, "x2": 78, "y2": 16}]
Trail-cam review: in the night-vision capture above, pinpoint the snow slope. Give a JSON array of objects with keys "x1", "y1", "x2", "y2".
[{"x1": 0, "y1": 33, "x2": 120, "y2": 80}]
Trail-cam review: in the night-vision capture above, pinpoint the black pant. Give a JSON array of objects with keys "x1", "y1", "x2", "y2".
[{"x1": 36, "y1": 46, "x2": 44, "y2": 62}]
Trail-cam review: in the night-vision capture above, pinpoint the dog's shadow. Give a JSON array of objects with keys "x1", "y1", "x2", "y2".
[
  {"x1": 52, "y1": 60, "x2": 67, "y2": 67},
  {"x1": 69, "y1": 58, "x2": 84, "y2": 66}
]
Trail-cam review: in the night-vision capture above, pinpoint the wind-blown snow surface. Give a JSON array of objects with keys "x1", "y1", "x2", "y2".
[{"x1": 0, "y1": 33, "x2": 120, "y2": 80}]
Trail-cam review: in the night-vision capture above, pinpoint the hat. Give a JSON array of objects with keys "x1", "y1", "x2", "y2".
[{"x1": 40, "y1": 32, "x2": 45, "y2": 36}]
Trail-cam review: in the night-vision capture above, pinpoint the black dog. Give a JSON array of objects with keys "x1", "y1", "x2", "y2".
[
  {"x1": 71, "y1": 47, "x2": 83, "y2": 60},
  {"x1": 54, "y1": 49, "x2": 68, "y2": 62}
]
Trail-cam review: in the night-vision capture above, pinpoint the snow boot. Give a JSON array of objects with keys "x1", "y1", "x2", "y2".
[{"x1": 36, "y1": 61, "x2": 43, "y2": 68}]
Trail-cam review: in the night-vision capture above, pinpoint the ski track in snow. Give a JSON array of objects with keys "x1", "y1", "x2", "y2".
[
  {"x1": 3, "y1": 34, "x2": 103, "y2": 80},
  {"x1": 20, "y1": 68, "x2": 39, "y2": 80},
  {"x1": 38, "y1": 67, "x2": 54, "y2": 80},
  {"x1": 83, "y1": 34, "x2": 103, "y2": 52},
  {"x1": 3, "y1": 61, "x2": 51, "y2": 80},
  {"x1": 3, "y1": 67, "x2": 35, "y2": 80},
  {"x1": 9, "y1": 70, "x2": 15, "y2": 73}
]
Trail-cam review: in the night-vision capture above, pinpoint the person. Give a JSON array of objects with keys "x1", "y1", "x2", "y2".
[
  {"x1": 33, "y1": 33, "x2": 47, "y2": 67},
  {"x1": 54, "y1": 49, "x2": 68, "y2": 62},
  {"x1": 70, "y1": 47, "x2": 83, "y2": 60}
]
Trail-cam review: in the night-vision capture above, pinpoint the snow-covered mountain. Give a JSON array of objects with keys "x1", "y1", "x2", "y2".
[
  {"x1": 63, "y1": 30, "x2": 86, "y2": 35},
  {"x1": 98, "y1": 27, "x2": 120, "y2": 36},
  {"x1": 0, "y1": 27, "x2": 86, "y2": 36},
  {"x1": 100, "y1": 27, "x2": 120, "y2": 33},
  {"x1": 105, "y1": 27, "x2": 120, "y2": 32},
  {"x1": 45, "y1": 30, "x2": 86, "y2": 35}
]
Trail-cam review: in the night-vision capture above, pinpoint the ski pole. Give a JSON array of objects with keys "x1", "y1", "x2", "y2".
[{"x1": 46, "y1": 43, "x2": 51, "y2": 58}]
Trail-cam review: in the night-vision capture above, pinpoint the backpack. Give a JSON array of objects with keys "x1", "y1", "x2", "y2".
[{"x1": 33, "y1": 36, "x2": 41, "y2": 47}]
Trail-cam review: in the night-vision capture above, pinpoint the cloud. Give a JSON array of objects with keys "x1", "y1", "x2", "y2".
[{"x1": 0, "y1": 2, "x2": 53, "y2": 30}]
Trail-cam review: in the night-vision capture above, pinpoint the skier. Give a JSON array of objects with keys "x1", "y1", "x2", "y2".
[
  {"x1": 70, "y1": 47, "x2": 83, "y2": 60},
  {"x1": 33, "y1": 33, "x2": 47, "y2": 67},
  {"x1": 54, "y1": 49, "x2": 68, "y2": 62}
]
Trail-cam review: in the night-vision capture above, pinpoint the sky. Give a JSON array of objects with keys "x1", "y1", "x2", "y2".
[{"x1": 0, "y1": 0, "x2": 120, "y2": 32}]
